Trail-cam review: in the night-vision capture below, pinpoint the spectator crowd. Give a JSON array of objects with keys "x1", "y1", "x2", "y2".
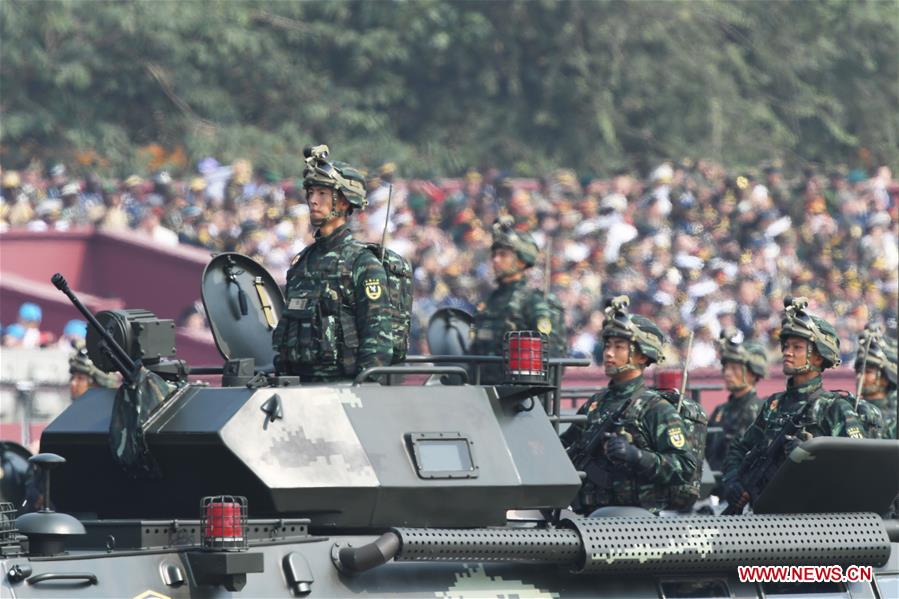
[{"x1": 2, "y1": 158, "x2": 897, "y2": 367}]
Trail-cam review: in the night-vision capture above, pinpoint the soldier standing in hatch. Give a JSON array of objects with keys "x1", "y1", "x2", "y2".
[
  {"x1": 705, "y1": 329, "x2": 766, "y2": 486},
  {"x1": 273, "y1": 145, "x2": 393, "y2": 382},
  {"x1": 469, "y1": 216, "x2": 566, "y2": 383},
  {"x1": 560, "y1": 297, "x2": 696, "y2": 514},
  {"x1": 723, "y1": 297, "x2": 865, "y2": 511},
  {"x1": 854, "y1": 326, "x2": 897, "y2": 439}
]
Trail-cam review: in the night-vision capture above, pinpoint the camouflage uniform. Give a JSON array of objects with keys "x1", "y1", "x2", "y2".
[
  {"x1": 706, "y1": 330, "x2": 766, "y2": 474},
  {"x1": 561, "y1": 375, "x2": 696, "y2": 513},
  {"x1": 470, "y1": 217, "x2": 566, "y2": 383},
  {"x1": 273, "y1": 146, "x2": 394, "y2": 381},
  {"x1": 561, "y1": 297, "x2": 696, "y2": 513},
  {"x1": 723, "y1": 299, "x2": 865, "y2": 500},
  {"x1": 275, "y1": 224, "x2": 393, "y2": 382},
  {"x1": 706, "y1": 389, "x2": 762, "y2": 473},
  {"x1": 854, "y1": 326, "x2": 897, "y2": 439}
]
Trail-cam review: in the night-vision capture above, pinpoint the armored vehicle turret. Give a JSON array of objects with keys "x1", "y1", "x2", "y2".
[{"x1": 2, "y1": 259, "x2": 898, "y2": 598}]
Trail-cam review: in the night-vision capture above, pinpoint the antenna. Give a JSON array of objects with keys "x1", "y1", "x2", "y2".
[{"x1": 380, "y1": 183, "x2": 393, "y2": 262}]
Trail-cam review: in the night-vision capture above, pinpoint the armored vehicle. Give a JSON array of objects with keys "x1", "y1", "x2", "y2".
[{"x1": 2, "y1": 257, "x2": 898, "y2": 598}]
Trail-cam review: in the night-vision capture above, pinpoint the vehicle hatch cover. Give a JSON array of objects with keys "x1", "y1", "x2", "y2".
[{"x1": 201, "y1": 252, "x2": 284, "y2": 370}]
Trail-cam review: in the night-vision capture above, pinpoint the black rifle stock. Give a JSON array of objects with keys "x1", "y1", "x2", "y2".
[
  {"x1": 722, "y1": 401, "x2": 815, "y2": 515},
  {"x1": 51, "y1": 273, "x2": 139, "y2": 385}
]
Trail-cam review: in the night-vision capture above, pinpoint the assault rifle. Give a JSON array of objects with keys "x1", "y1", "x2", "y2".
[
  {"x1": 722, "y1": 400, "x2": 815, "y2": 515},
  {"x1": 566, "y1": 394, "x2": 635, "y2": 487}
]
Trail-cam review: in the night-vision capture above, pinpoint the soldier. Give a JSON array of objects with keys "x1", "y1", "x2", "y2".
[
  {"x1": 470, "y1": 216, "x2": 566, "y2": 383},
  {"x1": 854, "y1": 326, "x2": 897, "y2": 439},
  {"x1": 705, "y1": 328, "x2": 766, "y2": 479},
  {"x1": 68, "y1": 347, "x2": 118, "y2": 399},
  {"x1": 273, "y1": 145, "x2": 394, "y2": 382},
  {"x1": 560, "y1": 297, "x2": 696, "y2": 514},
  {"x1": 723, "y1": 297, "x2": 865, "y2": 511}
]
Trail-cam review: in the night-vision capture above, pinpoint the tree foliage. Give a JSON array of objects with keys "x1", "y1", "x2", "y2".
[{"x1": 1, "y1": 0, "x2": 897, "y2": 176}]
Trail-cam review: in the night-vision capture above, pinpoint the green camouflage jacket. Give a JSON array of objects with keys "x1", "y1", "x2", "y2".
[
  {"x1": 865, "y1": 389, "x2": 897, "y2": 439},
  {"x1": 274, "y1": 224, "x2": 393, "y2": 381},
  {"x1": 561, "y1": 375, "x2": 697, "y2": 513},
  {"x1": 857, "y1": 399, "x2": 884, "y2": 439},
  {"x1": 723, "y1": 375, "x2": 865, "y2": 484},
  {"x1": 705, "y1": 389, "x2": 763, "y2": 472},
  {"x1": 470, "y1": 279, "x2": 564, "y2": 383}
]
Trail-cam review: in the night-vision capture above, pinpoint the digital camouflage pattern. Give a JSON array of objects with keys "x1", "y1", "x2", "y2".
[
  {"x1": 491, "y1": 216, "x2": 540, "y2": 266},
  {"x1": 109, "y1": 367, "x2": 176, "y2": 478},
  {"x1": 560, "y1": 375, "x2": 697, "y2": 513},
  {"x1": 470, "y1": 278, "x2": 567, "y2": 383},
  {"x1": 723, "y1": 375, "x2": 865, "y2": 486},
  {"x1": 274, "y1": 224, "x2": 395, "y2": 381},
  {"x1": 705, "y1": 389, "x2": 763, "y2": 474},
  {"x1": 867, "y1": 389, "x2": 897, "y2": 439},
  {"x1": 856, "y1": 399, "x2": 885, "y2": 439}
]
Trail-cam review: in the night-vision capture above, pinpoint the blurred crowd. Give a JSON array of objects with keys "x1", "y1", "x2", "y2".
[{"x1": 2, "y1": 158, "x2": 897, "y2": 366}]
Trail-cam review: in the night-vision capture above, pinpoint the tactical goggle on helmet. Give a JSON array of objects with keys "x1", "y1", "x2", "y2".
[
  {"x1": 717, "y1": 327, "x2": 768, "y2": 378},
  {"x1": 854, "y1": 326, "x2": 898, "y2": 386},
  {"x1": 600, "y1": 296, "x2": 666, "y2": 365},
  {"x1": 779, "y1": 296, "x2": 841, "y2": 368},
  {"x1": 491, "y1": 217, "x2": 539, "y2": 267},
  {"x1": 302, "y1": 144, "x2": 368, "y2": 209}
]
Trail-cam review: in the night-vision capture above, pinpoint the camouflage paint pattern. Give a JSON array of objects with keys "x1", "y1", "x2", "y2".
[
  {"x1": 108, "y1": 367, "x2": 177, "y2": 478},
  {"x1": 705, "y1": 389, "x2": 763, "y2": 472},
  {"x1": 274, "y1": 224, "x2": 394, "y2": 381},
  {"x1": 857, "y1": 399, "x2": 885, "y2": 439},
  {"x1": 471, "y1": 279, "x2": 566, "y2": 383},
  {"x1": 561, "y1": 375, "x2": 697, "y2": 513},
  {"x1": 723, "y1": 375, "x2": 866, "y2": 484}
]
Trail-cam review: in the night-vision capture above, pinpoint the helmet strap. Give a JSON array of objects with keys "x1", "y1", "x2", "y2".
[
  {"x1": 606, "y1": 340, "x2": 641, "y2": 376},
  {"x1": 313, "y1": 189, "x2": 348, "y2": 227},
  {"x1": 784, "y1": 342, "x2": 821, "y2": 375},
  {"x1": 861, "y1": 369, "x2": 884, "y2": 397}
]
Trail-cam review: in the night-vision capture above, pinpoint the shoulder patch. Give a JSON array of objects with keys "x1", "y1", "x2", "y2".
[
  {"x1": 668, "y1": 426, "x2": 686, "y2": 448},
  {"x1": 847, "y1": 426, "x2": 863, "y2": 439},
  {"x1": 364, "y1": 278, "x2": 382, "y2": 301},
  {"x1": 536, "y1": 316, "x2": 552, "y2": 335}
]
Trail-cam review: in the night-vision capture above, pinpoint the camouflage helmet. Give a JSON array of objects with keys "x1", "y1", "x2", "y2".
[
  {"x1": 600, "y1": 296, "x2": 667, "y2": 364},
  {"x1": 854, "y1": 325, "x2": 898, "y2": 387},
  {"x1": 302, "y1": 144, "x2": 367, "y2": 209},
  {"x1": 491, "y1": 216, "x2": 539, "y2": 267},
  {"x1": 779, "y1": 296, "x2": 841, "y2": 369},
  {"x1": 717, "y1": 327, "x2": 767, "y2": 378},
  {"x1": 69, "y1": 348, "x2": 118, "y2": 388}
]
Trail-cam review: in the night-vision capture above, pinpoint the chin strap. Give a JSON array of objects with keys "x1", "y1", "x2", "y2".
[
  {"x1": 312, "y1": 188, "x2": 349, "y2": 227},
  {"x1": 605, "y1": 340, "x2": 641, "y2": 376}
]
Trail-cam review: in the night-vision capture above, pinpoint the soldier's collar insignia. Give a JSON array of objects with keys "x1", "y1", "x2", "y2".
[
  {"x1": 536, "y1": 316, "x2": 552, "y2": 335},
  {"x1": 668, "y1": 426, "x2": 686, "y2": 448},
  {"x1": 364, "y1": 278, "x2": 382, "y2": 301}
]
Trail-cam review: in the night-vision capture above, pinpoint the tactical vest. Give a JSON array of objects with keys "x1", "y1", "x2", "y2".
[
  {"x1": 655, "y1": 390, "x2": 708, "y2": 511},
  {"x1": 276, "y1": 241, "x2": 411, "y2": 378},
  {"x1": 473, "y1": 284, "x2": 566, "y2": 357},
  {"x1": 575, "y1": 387, "x2": 702, "y2": 512}
]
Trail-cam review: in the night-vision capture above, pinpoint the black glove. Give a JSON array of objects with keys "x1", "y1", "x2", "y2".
[
  {"x1": 724, "y1": 480, "x2": 748, "y2": 506},
  {"x1": 605, "y1": 434, "x2": 642, "y2": 465}
]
